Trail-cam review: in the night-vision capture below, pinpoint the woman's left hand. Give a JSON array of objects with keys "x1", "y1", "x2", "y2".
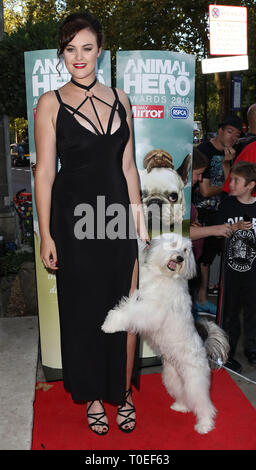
[{"x1": 140, "y1": 235, "x2": 151, "y2": 248}]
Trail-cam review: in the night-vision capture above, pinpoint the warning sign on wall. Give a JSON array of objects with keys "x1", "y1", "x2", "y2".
[{"x1": 209, "y1": 4, "x2": 247, "y2": 56}]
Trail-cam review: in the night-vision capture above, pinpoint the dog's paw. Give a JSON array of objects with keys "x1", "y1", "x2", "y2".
[
  {"x1": 170, "y1": 402, "x2": 190, "y2": 413},
  {"x1": 194, "y1": 419, "x2": 215, "y2": 434},
  {"x1": 101, "y1": 310, "x2": 125, "y2": 333}
]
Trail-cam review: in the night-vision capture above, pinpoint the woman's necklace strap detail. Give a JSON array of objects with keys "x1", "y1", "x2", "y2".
[{"x1": 71, "y1": 78, "x2": 97, "y2": 96}]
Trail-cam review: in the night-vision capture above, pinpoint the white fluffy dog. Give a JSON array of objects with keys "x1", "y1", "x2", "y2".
[{"x1": 102, "y1": 233, "x2": 229, "y2": 434}]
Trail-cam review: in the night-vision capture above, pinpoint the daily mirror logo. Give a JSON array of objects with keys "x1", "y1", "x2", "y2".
[{"x1": 132, "y1": 105, "x2": 164, "y2": 119}]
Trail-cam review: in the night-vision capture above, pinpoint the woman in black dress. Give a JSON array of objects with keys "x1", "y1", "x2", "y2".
[{"x1": 34, "y1": 12, "x2": 149, "y2": 435}]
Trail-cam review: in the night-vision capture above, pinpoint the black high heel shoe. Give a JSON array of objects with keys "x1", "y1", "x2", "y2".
[
  {"x1": 87, "y1": 400, "x2": 109, "y2": 436},
  {"x1": 117, "y1": 388, "x2": 136, "y2": 433}
]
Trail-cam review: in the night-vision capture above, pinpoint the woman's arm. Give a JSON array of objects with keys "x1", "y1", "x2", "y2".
[
  {"x1": 34, "y1": 91, "x2": 59, "y2": 269},
  {"x1": 117, "y1": 89, "x2": 149, "y2": 242}
]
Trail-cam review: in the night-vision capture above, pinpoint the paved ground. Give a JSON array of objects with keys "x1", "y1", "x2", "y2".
[{"x1": 0, "y1": 317, "x2": 38, "y2": 450}]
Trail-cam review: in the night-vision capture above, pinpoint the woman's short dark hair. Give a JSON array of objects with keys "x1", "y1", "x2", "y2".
[{"x1": 57, "y1": 11, "x2": 104, "y2": 59}]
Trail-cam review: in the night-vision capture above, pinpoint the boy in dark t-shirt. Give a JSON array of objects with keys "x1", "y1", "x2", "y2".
[
  {"x1": 193, "y1": 140, "x2": 226, "y2": 213},
  {"x1": 193, "y1": 115, "x2": 242, "y2": 315},
  {"x1": 217, "y1": 161, "x2": 256, "y2": 372}
]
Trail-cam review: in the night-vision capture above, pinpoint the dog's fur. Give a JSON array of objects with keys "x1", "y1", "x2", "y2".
[{"x1": 102, "y1": 233, "x2": 230, "y2": 434}]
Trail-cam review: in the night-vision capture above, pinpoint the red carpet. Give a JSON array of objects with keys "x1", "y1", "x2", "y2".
[{"x1": 32, "y1": 371, "x2": 256, "y2": 450}]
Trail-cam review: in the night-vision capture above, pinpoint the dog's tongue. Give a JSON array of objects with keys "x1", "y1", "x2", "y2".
[{"x1": 168, "y1": 260, "x2": 177, "y2": 270}]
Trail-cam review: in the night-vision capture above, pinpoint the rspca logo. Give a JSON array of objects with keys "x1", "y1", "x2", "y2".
[{"x1": 170, "y1": 106, "x2": 189, "y2": 119}]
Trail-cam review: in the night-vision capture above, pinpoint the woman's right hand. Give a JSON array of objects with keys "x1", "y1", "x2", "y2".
[{"x1": 40, "y1": 235, "x2": 58, "y2": 270}]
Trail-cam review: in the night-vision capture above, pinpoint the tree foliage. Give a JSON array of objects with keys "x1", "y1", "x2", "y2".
[
  {"x1": 0, "y1": 19, "x2": 59, "y2": 116},
  {"x1": 1, "y1": 0, "x2": 256, "y2": 130}
]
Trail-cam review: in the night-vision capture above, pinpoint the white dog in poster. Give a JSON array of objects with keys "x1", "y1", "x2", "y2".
[{"x1": 102, "y1": 233, "x2": 229, "y2": 434}]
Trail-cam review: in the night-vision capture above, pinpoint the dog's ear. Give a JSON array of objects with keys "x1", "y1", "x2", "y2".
[{"x1": 176, "y1": 154, "x2": 192, "y2": 186}]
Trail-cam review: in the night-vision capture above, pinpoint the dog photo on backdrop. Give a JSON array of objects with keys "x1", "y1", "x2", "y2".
[
  {"x1": 140, "y1": 150, "x2": 192, "y2": 229},
  {"x1": 102, "y1": 232, "x2": 230, "y2": 434}
]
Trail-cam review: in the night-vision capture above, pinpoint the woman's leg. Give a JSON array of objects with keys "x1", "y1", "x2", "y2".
[
  {"x1": 126, "y1": 258, "x2": 139, "y2": 387},
  {"x1": 87, "y1": 259, "x2": 138, "y2": 434}
]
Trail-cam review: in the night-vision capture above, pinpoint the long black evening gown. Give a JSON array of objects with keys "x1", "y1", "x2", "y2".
[{"x1": 50, "y1": 84, "x2": 139, "y2": 404}]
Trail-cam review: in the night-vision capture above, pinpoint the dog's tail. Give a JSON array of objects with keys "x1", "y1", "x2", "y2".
[{"x1": 195, "y1": 319, "x2": 230, "y2": 369}]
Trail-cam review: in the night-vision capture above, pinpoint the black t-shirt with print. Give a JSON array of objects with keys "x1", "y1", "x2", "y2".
[
  {"x1": 217, "y1": 196, "x2": 256, "y2": 284},
  {"x1": 193, "y1": 141, "x2": 225, "y2": 212}
]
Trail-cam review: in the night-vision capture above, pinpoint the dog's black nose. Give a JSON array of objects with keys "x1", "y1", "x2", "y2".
[
  {"x1": 147, "y1": 198, "x2": 162, "y2": 207},
  {"x1": 176, "y1": 256, "x2": 184, "y2": 263}
]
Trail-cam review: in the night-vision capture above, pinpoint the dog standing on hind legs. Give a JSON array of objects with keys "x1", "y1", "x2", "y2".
[{"x1": 102, "y1": 233, "x2": 230, "y2": 434}]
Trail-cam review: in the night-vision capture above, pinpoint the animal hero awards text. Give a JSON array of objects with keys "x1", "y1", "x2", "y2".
[
  {"x1": 30, "y1": 53, "x2": 109, "y2": 99},
  {"x1": 123, "y1": 56, "x2": 192, "y2": 121}
]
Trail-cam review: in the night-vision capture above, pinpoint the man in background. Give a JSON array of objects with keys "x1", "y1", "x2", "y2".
[
  {"x1": 235, "y1": 103, "x2": 256, "y2": 156},
  {"x1": 223, "y1": 104, "x2": 256, "y2": 195}
]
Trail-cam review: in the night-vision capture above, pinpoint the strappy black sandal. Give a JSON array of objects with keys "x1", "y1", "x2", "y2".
[
  {"x1": 87, "y1": 400, "x2": 109, "y2": 436},
  {"x1": 117, "y1": 388, "x2": 136, "y2": 433}
]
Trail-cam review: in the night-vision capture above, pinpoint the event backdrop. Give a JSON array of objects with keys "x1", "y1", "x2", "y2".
[
  {"x1": 116, "y1": 50, "x2": 195, "y2": 360},
  {"x1": 24, "y1": 49, "x2": 195, "y2": 377}
]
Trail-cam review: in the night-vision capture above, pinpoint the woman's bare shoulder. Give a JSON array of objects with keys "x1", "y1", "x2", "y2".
[
  {"x1": 115, "y1": 88, "x2": 131, "y2": 116},
  {"x1": 37, "y1": 90, "x2": 58, "y2": 109},
  {"x1": 36, "y1": 91, "x2": 60, "y2": 122},
  {"x1": 115, "y1": 87, "x2": 129, "y2": 102},
  {"x1": 115, "y1": 88, "x2": 131, "y2": 111}
]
